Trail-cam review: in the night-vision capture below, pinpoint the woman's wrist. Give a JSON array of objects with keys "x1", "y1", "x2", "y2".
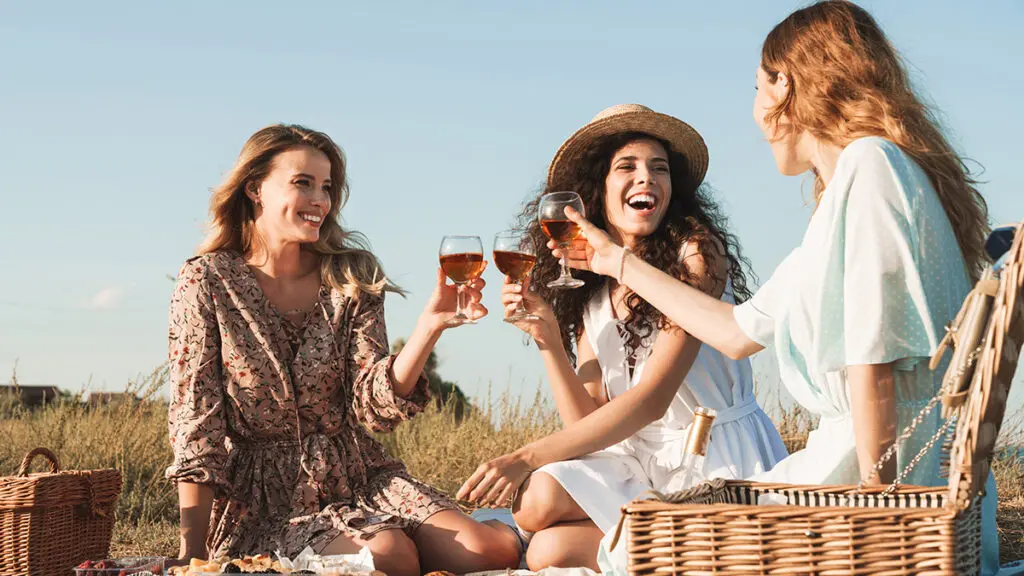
[
  {"x1": 416, "y1": 311, "x2": 447, "y2": 339},
  {"x1": 614, "y1": 245, "x2": 632, "y2": 283},
  {"x1": 532, "y1": 321, "x2": 561, "y2": 350},
  {"x1": 515, "y1": 443, "x2": 542, "y2": 471}
]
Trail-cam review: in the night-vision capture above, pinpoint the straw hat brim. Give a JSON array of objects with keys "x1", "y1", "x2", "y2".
[{"x1": 547, "y1": 110, "x2": 709, "y2": 190}]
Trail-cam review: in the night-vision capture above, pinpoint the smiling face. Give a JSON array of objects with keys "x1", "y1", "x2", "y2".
[
  {"x1": 247, "y1": 145, "x2": 333, "y2": 248},
  {"x1": 602, "y1": 138, "x2": 673, "y2": 246}
]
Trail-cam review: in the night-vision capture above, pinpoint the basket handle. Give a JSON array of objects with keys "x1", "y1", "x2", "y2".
[{"x1": 17, "y1": 447, "x2": 61, "y2": 476}]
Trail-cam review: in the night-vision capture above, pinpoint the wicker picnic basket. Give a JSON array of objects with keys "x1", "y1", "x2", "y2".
[
  {"x1": 0, "y1": 447, "x2": 122, "y2": 576},
  {"x1": 612, "y1": 222, "x2": 1024, "y2": 575}
]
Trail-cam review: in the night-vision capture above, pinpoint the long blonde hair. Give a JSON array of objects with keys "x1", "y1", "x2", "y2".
[
  {"x1": 761, "y1": 0, "x2": 990, "y2": 280},
  {"x1": 197, "y1": 124, "x2": 404, "y2": 296}
]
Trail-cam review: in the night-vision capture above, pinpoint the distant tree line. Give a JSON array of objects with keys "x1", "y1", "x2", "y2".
[{"x1": 390, "y1": 339, "x2": 472, "y2": 421}]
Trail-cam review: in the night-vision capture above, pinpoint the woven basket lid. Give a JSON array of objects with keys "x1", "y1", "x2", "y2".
[{"x1": 943, "y1": 221, "x2": 1024, "y2": 509}]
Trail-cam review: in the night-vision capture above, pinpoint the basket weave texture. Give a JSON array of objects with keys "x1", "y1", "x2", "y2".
[
  {"x1": 0, "y1": 447, "x2": 122, "y2": 576},
  {"x1": 619, "y1": 222, "x2": 1024, "y2": 575}
]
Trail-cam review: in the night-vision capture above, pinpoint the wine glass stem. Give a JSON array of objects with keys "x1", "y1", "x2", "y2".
[
  {"x1": 516, "y1": 281, "x2": 528, "y2": 314},
  {"x1": 456, "y1": 283, "x2": 465, "y2": 317},
  {"x1": 560, "y1": 243, "x2": 572, "y2": 278}
]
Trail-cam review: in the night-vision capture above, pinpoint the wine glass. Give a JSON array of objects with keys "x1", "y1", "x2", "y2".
[
  {"x1": 538, "y1": 191, "x2": 585, "y2": 289},
  {"x1": 439, "y1": 235, "x2": 485, "y2": 326},
  {"x1": 493, "y1": 230, "x2": 540, "y2": 323}
]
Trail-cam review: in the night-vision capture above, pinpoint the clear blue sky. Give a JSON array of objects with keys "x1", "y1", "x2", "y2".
[{"x1": 1, "y1": 1, "x2": 1021, "y2": 409}]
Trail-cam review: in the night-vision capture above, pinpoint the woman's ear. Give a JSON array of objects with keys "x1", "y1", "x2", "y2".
[
  {"x1": 245, "y1": 182, "x2": 261, "y2": 205},
  {"x1": 770, "y1": 71, "x2": 791, "y2": 102}
]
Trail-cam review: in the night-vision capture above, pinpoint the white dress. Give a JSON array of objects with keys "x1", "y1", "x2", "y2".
[
  {"x1": 534, "y1": 281, "x2": 789, "y2": 534},
  {"x1": 733, "y1": 136, "x2": 1001, "y2": 574}
]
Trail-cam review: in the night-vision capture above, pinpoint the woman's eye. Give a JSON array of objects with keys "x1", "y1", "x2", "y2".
[{"x1": 295, "y1": 179, "x2": 310, "y2": 187}]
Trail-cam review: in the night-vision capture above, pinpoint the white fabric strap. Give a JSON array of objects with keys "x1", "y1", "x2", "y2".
[{"x1": 634, "y1": 397, "x2": 762, "y2": 443}]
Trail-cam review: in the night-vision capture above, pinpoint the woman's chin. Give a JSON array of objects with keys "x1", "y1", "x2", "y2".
[{"x1": 297, "y1": 230, "x2": 321, "y2": 244}]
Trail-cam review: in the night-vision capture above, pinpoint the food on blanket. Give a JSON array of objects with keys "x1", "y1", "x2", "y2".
[
  {"x1": 166, "y1": 552, "x2": 384, "y2": 575},
  {"x1": 167, "y1": 553, "x2": 291, "y2": 574},
  {"x1": 75, "y1": 557, "x2": 165, "y2": 575},
  {"x1": 423, "y1": 572, "x2": 457, "y2": 576}
]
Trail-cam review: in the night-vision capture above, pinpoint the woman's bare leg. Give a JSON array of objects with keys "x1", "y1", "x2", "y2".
[
  {"x1": 414, "y1": 509, "x2": 521, "y2": 573},
  {"x1": 512, "y1": 472, "x2": 589, "y2": 533},
  {"x1": 525, "y1": 520, "x2": 604, "y2": 571},
  {"x1": 318, "y1": 528, "x2": 419, "y2": 576}
]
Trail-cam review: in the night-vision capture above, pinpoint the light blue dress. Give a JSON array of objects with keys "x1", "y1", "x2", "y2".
[{"x1": 733, "y1": 136, "x2": 1000, "y2": 574}]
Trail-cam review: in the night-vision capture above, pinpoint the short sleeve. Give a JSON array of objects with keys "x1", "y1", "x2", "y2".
[
  {"x1": 819, "y1": 140, "x2": 938, "y2": 371},
  {"x1": 734, "y1": 248, "x2": 802, "y2": 348},
  {"x1": 164, "y1": 258, "x2": 230, "y2": 494},
  {"x1": 348, "y1": 292, "x2": 432, "y2": 432}
]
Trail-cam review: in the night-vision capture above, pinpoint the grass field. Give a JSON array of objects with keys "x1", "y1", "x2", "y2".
[{"x1": 1, "y1": 369, "x2": 1021, "y2": 564}]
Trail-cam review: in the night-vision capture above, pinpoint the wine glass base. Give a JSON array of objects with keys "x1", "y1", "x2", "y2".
[
  {"x1": 505, "y1": 311, "x2": 541, "y2": 323},
  {"x1": 444, "y1": 314, "x2": 473, "y2": 327},
  {"x1": 546, "y1": 277, "x2": 585, "y2": 289}
]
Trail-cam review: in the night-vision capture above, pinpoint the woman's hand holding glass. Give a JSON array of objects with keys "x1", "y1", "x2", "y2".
[
  {"x1": 422, "y1": 267, "x2": 487, "y2": 331},
  {"x1": 435, "y1": 235, "x2": 489, "y2": 328},
  {"x1": 549, "y1": 206, "x2": 626, "y2": 280},
  {"x1": 500, "y1": 276, "x2": 559, "y2": 346}
]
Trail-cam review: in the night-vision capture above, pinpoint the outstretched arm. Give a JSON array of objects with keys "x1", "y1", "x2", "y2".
[
  {"x1": 557, "y1": 207, "x2": 762, "y2": 360},
  {"x1": 457, "y1": 244, "x2": 722, "y2": 507}
]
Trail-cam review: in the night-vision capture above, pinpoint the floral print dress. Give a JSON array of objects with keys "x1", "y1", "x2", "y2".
[{"x1": 165, "y1": 250, "x2": 455, "y2": 558}]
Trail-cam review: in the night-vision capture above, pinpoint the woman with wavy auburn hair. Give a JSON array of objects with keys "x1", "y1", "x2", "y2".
[
  {"x1": 553, "y1": 1, "x2": 1000, "y2": 571},
  {"x1": 165, "y1": 124, "x2": 521, "y2": 576}
]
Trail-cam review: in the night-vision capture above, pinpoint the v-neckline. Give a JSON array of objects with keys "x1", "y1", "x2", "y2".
[
  {"x1": 607, "y1": 282, "x2": 628, "y2": 323},
  {"x1": 232, "y1": 251, "x2": 328, "y2": 334},
  {"x1": 602, "y1": 283, "x2": 642, "y2": 381}
]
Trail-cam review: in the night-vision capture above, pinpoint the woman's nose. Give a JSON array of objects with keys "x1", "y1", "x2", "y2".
[{"x1": 636, "y1": 165, "x2": 655, "y2": 186}]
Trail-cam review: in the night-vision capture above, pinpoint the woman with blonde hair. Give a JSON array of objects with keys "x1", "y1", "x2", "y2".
[
  {"x1": 165, "y1": 124, "x2": 521, "y2": 576},
  {"x1": 554, "y1": 1, "x2": 1001, "y2": 572}
]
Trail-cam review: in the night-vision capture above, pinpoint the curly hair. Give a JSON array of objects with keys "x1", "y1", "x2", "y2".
[{"x1": 517, "y1": 132, "x2": 754, "y2": 364}]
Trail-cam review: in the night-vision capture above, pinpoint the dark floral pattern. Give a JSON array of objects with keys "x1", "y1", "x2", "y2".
[{"x1": 165, "y1": 251, "x2": 455, "y2": 558}]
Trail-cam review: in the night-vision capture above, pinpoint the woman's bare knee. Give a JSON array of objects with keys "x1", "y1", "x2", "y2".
[
  {"x1": 525, "y1": 529, "x2": 573, "y2": 571},
  {"x1": 525, "y1": 522, "x2": 602, "y2": 571},
  {"x1": 324, "y1": 529, "x2": 419, "y2": 576},
  {"x1": 512, "y1": 472, "x2": 583, "y2": 533}
]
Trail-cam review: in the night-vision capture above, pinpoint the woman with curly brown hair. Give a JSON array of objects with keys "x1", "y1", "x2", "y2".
[
  {"x1": 457, "y1": 104, "x2": 787, "y2": 571},
  {"x1": 550, "y1": 2, "x2": 1000, "y2": 572}
]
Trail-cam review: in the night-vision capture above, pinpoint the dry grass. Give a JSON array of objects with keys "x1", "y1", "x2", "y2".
[{"x1": 1, "y1": 371, "x2": 1022, "y2": 564}]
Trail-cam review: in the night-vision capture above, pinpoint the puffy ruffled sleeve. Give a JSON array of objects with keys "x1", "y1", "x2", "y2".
[
  {"x1": 164, "y1": 257, "x2": 231, "y2": 495},
  {"x1": 348, "y1": 292, "x2": 432, "y2": 432}
]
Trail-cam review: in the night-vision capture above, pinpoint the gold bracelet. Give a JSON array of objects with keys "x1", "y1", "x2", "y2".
[{"x1": 617, "y1": 246, "x2": 632, "y2": 284}]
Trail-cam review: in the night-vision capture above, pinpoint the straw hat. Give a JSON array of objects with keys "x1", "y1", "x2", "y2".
[{"x1": 547, "y1": 104, "x2": 709, "y2": 189}]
